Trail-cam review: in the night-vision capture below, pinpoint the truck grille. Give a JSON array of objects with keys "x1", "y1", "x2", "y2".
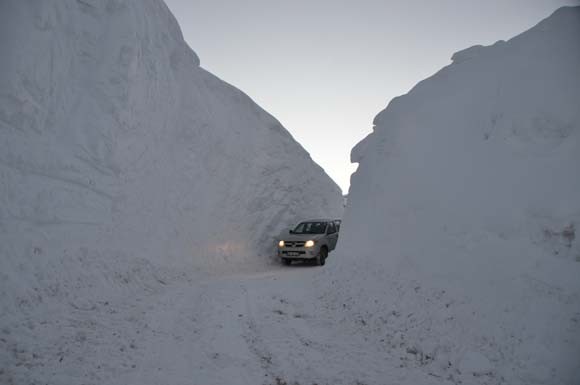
[{"x1": 285, "y1": 241, "x2": 305, "y2": 248}]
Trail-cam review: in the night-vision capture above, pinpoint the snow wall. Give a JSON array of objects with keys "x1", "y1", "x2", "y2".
[
  {"x1": 0, "y1": 0, "x2": 342, "y2": 308},
  {"x1": 335, "y1": 6, "x2": 580, "y2": 385}
]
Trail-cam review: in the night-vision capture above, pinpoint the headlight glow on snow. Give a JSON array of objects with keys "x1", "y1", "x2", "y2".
[
  {"x1": 278, "y1": 240, "x2": 285, "y2": 248},
  {"x1": 305, "y1": 240, "x2": 315, "y2": 248}
]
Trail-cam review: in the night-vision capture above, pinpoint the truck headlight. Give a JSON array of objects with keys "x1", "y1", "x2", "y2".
[
  {"x1": 305, "y1": 240, "x2": 315, "y2": 248},
  {"x1": 278, "y1": 240, "x2": 285, "y2": 248}
]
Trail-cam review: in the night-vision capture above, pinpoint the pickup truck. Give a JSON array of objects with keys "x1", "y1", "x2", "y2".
[{"x1": 277, "y1": 219, "x2": 340, "y2": 266}]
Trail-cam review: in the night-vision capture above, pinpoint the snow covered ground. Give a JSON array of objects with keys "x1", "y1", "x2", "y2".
[
  {"x1": 1, "y1": 264, "x2": 449, "y2": 385},
  {"x1": 0, "y1": 0, "x2": 341, "y2": 368},
  {"x1": 1, "y1": 1, "x2": 579, "y2": 385},
  {"x1": 0, "y1": 1, "x2": 342, "y2": 383}
]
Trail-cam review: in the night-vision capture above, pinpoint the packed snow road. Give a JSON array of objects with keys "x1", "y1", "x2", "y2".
[
  {"x1": 116, "y1": 264, "x2": 409, "y2": 385},
  {"x1": 10, "y1": 261, "x2": 435, "y2": 385},
  {"x1": 3, "y1": 261, "x2": 445, "y2": 385}
]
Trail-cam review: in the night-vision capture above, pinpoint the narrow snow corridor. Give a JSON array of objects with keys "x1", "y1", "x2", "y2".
[{"x1": 2, "y1": 2, "x2": 579, "y2": 385}]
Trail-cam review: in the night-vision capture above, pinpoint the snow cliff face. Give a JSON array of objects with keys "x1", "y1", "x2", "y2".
[
  {"x1": 0, "y1": 0, "x2": 342, "y2": 305},
  {"x1": 336, "y1": 7, "x2": 580, "y2": 384}
]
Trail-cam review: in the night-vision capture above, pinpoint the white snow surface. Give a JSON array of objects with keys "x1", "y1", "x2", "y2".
[
  {"x1": 0, "y1": 0, "x2": 342, "y2": 299},
  {"x1": 2, "y1": 2, "x2": 580, "y2": 385},
  {"x1": 335, "y1": 6, "x2": 580, "y2": 385},
  {"x1": 0, "y1": 1, "x2": 343, "y2": 382}
]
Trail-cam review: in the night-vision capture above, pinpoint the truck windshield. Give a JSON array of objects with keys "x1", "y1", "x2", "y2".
[{"x1": 292, "y1": 222, "x2": 327, "y2": 234}]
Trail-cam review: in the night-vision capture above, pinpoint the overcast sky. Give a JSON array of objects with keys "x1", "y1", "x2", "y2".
[{"x1": 164, "y1": 0, "x2": 577, "y2": 194}]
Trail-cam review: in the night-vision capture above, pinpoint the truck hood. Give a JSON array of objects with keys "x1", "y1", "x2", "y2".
[{"x1": 282, "y1": 233, "x2": 325, "y2": 242}]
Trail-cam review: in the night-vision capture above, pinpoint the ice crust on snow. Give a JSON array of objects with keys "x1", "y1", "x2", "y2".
[
  {"x1": 0, "y1": 0, "x2": 342, "y2": 317},
  {"x1": 338, "y1": 6, "x2": 580, "y2": 385}
]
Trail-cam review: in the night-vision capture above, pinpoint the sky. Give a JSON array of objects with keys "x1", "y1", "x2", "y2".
[{"x1": 164, "y1": 0, "x2": 577, "y2": 194}]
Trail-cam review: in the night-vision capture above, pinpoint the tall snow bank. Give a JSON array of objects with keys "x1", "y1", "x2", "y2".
[
  {"x1": 0, "y1": 0, "x2": 342, "y2": 308},
  {"x1": 336, "y1": 6, "x2": 580, "y2": 384}
]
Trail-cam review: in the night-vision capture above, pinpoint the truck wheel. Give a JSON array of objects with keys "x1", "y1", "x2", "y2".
[
  {"x1": 282, "y1": 258, "x2": 291, "y2": 265},
  {"x1": 317, "y1": 248, "x2": 328, "y2": 266}
]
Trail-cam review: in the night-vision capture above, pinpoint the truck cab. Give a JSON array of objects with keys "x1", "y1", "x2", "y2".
[{"x1": 277, "y1": 219, "x2": 340, "y2": 266}]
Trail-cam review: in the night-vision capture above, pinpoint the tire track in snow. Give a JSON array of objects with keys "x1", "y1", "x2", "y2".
[{"x1": 241, "y1": 284, "x2": 280, "y2": 381}]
